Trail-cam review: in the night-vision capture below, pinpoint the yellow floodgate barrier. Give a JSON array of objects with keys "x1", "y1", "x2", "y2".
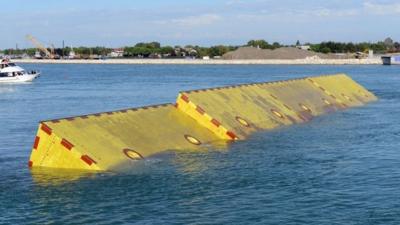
[{"x1": 29, "y1": 74, "x2": 377, "y2": 171}]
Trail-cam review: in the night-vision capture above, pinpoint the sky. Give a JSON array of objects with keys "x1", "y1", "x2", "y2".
[{"x1": 1, "y1": 0, "x2": 399, "y2": 49}]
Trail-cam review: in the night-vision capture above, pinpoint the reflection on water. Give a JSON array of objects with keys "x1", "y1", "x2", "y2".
[
  {"x1": 30, "y1": 168, "x2": 101, "y2": 186},
  {"x1": 0, "y1": 86, "x2": 16, "y2": 93}
]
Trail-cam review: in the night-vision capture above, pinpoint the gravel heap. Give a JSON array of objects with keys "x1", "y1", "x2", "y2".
[{"x1": 223, "y1": 47, "x2": 348, "y2": 60}]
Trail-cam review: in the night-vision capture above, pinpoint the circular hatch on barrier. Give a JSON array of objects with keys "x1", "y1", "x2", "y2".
[
  {"x1": 236, "y1": 116, "x2": 250, "y2": 127},
  {"x1": 184, "y1": 135, "x2": 202, "y2": 145},
  {"x1": 123, "y1": 148, "x2": 144, "y2": 160}
]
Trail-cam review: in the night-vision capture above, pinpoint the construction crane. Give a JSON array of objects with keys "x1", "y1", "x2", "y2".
[
  {"x1": 49, "y1": 43, "x2": 60, "y2": 59},
  {"x1": 50, "y1": 44, "x2": 55, "y2": 56},
  {"x1": 25, "y1": 34, "x2": 54, "y2": 59}
]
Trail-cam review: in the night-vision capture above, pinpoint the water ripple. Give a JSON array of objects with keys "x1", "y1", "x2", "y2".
[{"x1": 1, "y1": 65, "x2": 400, "y2": 224}]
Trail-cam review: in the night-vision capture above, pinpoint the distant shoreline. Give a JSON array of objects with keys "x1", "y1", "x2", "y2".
[{"x1": 13, "y1": 58, "x2": 382, "y2": 65}]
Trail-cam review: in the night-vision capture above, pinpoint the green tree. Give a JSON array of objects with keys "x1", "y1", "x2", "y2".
[
  {"x1": 272, "y1": 42, "x2": 281, "y2": 49},
  {"x1": 160, "y1": 46, "x2": 174, "y2": 55},
  {"x1": 135, "y1": 42, "x2": 161, "y2": 49},
  {"x1": 320, "y1": 47, "x2": 331, "y2": 54},
  {"x1": 247, "y1": 40, "x2": 271, "y2": 49}
]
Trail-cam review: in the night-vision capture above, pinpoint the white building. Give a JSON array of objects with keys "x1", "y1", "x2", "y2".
[
  {"x1": 297, "y1": 45, "x2": 311, "y2": 50},
  {"x1": 109, "y1": 48, "x2": 124, "y2": 58}
]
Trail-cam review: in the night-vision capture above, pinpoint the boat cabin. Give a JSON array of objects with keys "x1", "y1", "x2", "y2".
[
  {"x1": 0, "y1": 59, "x2": 16, "y2": 69},
  {"x1": 0, "y1": 62, "x2": 16, "y2": 69}
]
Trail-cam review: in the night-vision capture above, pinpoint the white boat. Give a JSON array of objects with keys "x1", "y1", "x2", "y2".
[{"x1": 0, "y1": 59, "x2": 40, "y2": 83}]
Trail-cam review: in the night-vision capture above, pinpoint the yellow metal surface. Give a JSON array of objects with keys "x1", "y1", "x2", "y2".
[
  {"x1": 29, "y1": 104, "x2": 222, "y2": 171},
  {"x1": 255, "y1": 78, "x2": 344, "y2": 121},
  {"x1": 176, "y1": 85, "x2": 295, "y2": 140},
  {"x1": 29, "y1": 73, "x2": 377, "y2": 171},
  {"x1": 308, "y1": 74, "x2": 377, "y2": 107}
]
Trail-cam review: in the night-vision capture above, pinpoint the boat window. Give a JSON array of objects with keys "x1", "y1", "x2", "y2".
[
  {"x1": 0, "y1": 73, "x2": 8, "y2": 77},
  {"x1": 8, "y1": 63, "x2": 15, "y2": 66}
]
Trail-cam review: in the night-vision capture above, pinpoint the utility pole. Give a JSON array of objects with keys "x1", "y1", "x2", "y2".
[{"x1": 62, "y1": 40, "x2": 65, "y2": 59}]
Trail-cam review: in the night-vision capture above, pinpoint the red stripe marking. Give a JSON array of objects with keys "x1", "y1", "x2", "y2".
[
  {"x1": 181, "y1": 94, "x2": 189, "y2": 103},
  {"x1": 33, "y1": 136, "x2": 40, "y2": 150},
  {"x1": 226, "y1": 131, "x2": 237, "y2": 140},
  {"x1": 211, "y1": 118, "x2": 221, "y2": 127},
  {"x1": 41, "y1": 123, "x2": 52, "y2": 135},
  {"x1": 28, "y1": 161, "x2": 33, "y2": 167},
  {"x1": 81, "y1": 155, "x2": 96, "y2": 166},
  {"x1": 196, "y1": 106, "x2": 205, "y2": 115},
  {"x1": 61, "y1": 139, "x2": 74, "y2": 151}
]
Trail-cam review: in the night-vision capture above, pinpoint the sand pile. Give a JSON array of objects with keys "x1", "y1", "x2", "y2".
[{"x1": 223, "y1": 47, "x2": 347, "y2": 60}]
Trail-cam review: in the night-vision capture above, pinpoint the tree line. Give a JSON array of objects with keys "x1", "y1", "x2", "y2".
[
  {"x1": 1, "y1": 38, "x2": 399, "y2": 58},
  {"x1": 123, "y1": 42, "x2": 237, "y2": 58}
]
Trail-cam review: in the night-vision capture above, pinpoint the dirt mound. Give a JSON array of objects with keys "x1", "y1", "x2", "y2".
[{"x1": 223, "y1": 47, "x2": 345, "y2": 60}]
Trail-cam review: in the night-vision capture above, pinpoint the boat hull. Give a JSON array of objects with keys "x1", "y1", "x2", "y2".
[{"x1": 0, "y1": 73, "x2": 40, "y2": 83}]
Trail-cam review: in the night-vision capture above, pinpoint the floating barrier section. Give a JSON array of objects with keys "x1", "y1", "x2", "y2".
[{"x1": 29, "y1": 74, "x2": 377, "y2": 171}]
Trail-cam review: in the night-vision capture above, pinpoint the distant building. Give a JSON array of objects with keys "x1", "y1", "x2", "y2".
[
  {"x1": 109, "y1": 48, "x2": 124, "y2": 58},
  {"x1": 186, "y1": 48, "x2": 198, "y2": 57},
  {"x1": 68, "y1": 49, "x2": 76, "y2": 59},
  {"x1": 149, "y1": 53, "x2": 162, "y2": 58},
  {"x1": 368, "y1": 50, "x2": 374, "y2": 58},
  {"x1": 174, "y1": 47, "x2": 185, "y2": 57},
  {"x1": 296, "y1": 45, "x2": 311, "y2": 50},
  {"x1": 381, "y1": 54, "x2": 400, "y2": 65},
  {"x1": 21, "y1": 53, "x2": 30, "y2": 59},
  {"x1": 174, "y1": 47, "x2": 198, "y2": 58}
]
